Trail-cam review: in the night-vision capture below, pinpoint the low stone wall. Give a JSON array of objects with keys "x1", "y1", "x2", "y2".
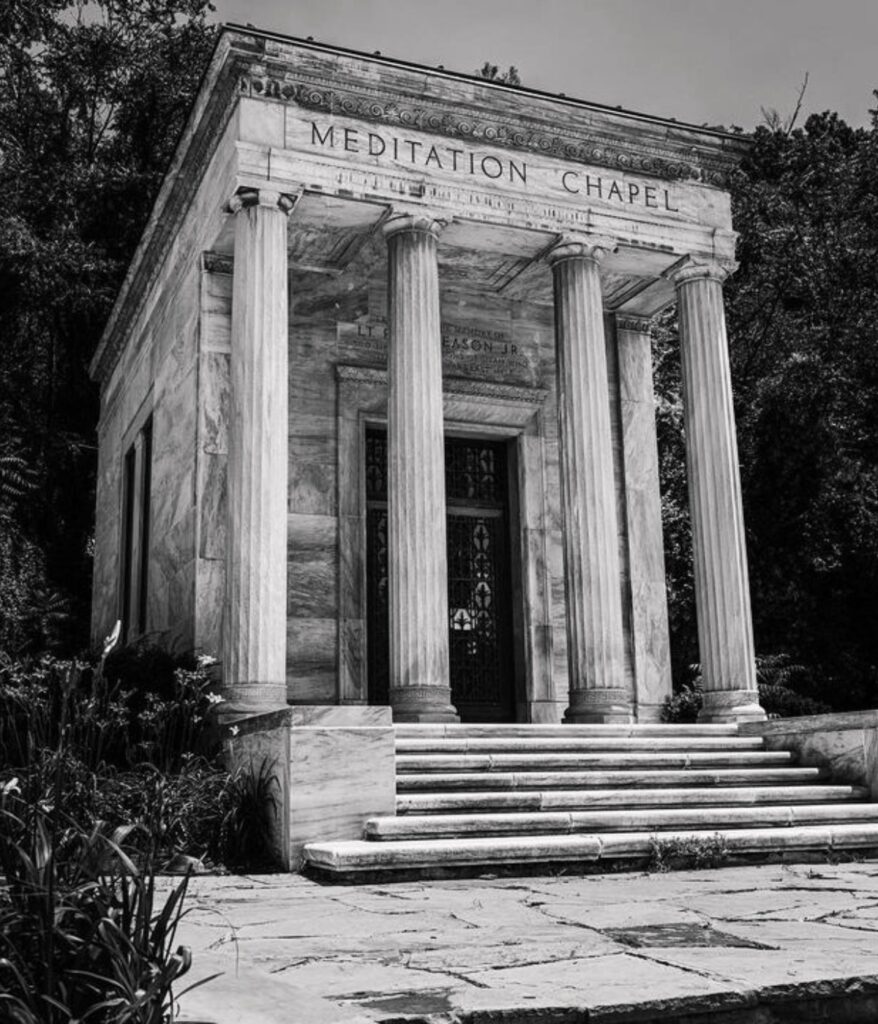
[
  {"x1": 740, "y1": 710, "x2": 878, "y2": 798},
  {"x1": 223, "y1": 705, "x2": 396, "y2": 870}
]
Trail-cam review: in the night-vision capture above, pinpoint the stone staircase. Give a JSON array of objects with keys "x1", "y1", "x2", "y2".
[{"x1": 303, "y1": 723, "x2": 878, "y2": 880}]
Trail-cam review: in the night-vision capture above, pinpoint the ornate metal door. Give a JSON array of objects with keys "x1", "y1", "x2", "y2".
[{"x1": 365, "y1": 430, "x2": 515, "y2": 720}]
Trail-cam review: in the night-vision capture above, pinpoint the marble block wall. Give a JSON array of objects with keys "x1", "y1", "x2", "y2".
[
  {"x1": 91, "y1": 110, "x2": 239, "y2": 653},
  {"x1": 224, "y1": 705, "x2": 396, "y2": 869},
  {"x1": 741, "y1": 711, "x2": 878, "y2": 796}
]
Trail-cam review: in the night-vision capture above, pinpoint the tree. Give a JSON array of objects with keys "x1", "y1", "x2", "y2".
[
  {"x1": 0, "y1": 0, "x2": 216, "y2": 654},
  {"x1": 476, "y1": 61, "x2": 521, "y2": 87}
]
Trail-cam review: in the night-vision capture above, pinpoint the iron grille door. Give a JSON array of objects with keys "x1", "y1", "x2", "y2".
[{"x1": 365, "y1": 430, "x2": 515, "y2": 721}]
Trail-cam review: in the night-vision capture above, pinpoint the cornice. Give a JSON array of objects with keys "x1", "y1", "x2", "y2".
[{"x1": 239, "y1": 62, "x2": 744, "y2": 188}]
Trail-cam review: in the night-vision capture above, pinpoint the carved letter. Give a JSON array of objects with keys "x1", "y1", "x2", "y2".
[
  {"x1": 585, "y1": 175, "x2": 603, "y2": 199},
  {"x1": 562, "y1": 171, "x2": 580, "y2": 194},
  {"x1": 509, "y1": 159, "x2": 527, "y2": 185},
  {"x1": 425, "y1": 145, "x2": 443, "y2": 169},
  {"x1": 343, "y1": 127, "x2": 359, "y2": 152},
  {"x1": 481, "y1": 156, "x2": 504, "y2": 179},
  {"x1": 607, "y1": 180, "x2": 624, "y2": 202},
  {"x1": 644, "y1": 185, "x2": 658, "y2": 208},
  {"x1": 310, "y1": 122, "x2": 334, "y2": 147},
  {"x1": 448, "y1": 148, "x2": 464, "y2": 171},
  {"x1": 663, "y1": 189, "x2": 680, "y2": 212},
  {"x1": 368, "y1": 132, "x2": 386, "y2": 156},
  {"x1": 406, "y1": 140, "x2": 422, "y2": 162},
  {"x1": 627, "y1": 183, "x2": 640, "y2": 204}
]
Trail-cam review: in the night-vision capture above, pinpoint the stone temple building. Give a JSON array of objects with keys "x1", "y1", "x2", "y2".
[
  {"x1": 91, "y1": 23, "x2": 761, "y2": 728},
  {"x1": 89, "y1": 25, "x2": 878, "y2": 876}
]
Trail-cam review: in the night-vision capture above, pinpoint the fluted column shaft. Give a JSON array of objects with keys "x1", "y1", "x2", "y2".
[
  {"x1": 672, "y1": 259, "x2": 764, "y2": 723},
  {"x1": 616, "y1": 315, "x2": 672, "y2": 721},
  {"x1": 550, "y1": 239, "x2": 630, "y2": 723},
  {"x1": 222, "y1": 188, "x2": 295, "y2": 715},
  {"x1": 384, "y1": 213, "x2": 457, "y2": 723}
]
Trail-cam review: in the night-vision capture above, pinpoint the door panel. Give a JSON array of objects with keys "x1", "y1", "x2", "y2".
[{"x1": 365, "y1": 430, "x2": 515, "y2": 721}]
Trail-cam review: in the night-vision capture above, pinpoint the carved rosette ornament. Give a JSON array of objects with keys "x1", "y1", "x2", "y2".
[
  {"x1": 666, "y1": 252, "x2": 764, "y2": 723},
  {"x1": 221, "y1": 185, "x2": 299, "y2": 717},
  {"x1": 548, "y1": 232, "x2": 631, "y2": 723}
]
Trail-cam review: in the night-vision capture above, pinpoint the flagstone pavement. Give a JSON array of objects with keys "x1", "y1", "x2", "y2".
[{"x1": 175, "y1": 861, "x2": 878, "y2": 1023}]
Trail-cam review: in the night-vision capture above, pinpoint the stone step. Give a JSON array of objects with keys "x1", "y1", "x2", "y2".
[
  {"x1": 396, "y1": 750, "x2": 794, "y2": 773},
  {"x1": 304, "y1": 822, "x2": 878, "y2": 876},
  {"x1": 393, "y1": 723, "x2": 740, "y2": 738},
  {"x1": 366, "y1": 802, "x2": 878, "y2": 840},
  {"x1": 396, "y1": 735, "x2": 765, "y2": 753},
  {"x1": 397, "y1": 784, "x2": 870, "y2": 814},
  {"x1": 396, "y1": 766, "x2": 827, "y2": 790}
]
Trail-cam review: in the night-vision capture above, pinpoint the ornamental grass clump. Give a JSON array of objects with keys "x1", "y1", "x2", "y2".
[{"x1": 0, "y1": 769, "x2": 215, "y2": 1022}]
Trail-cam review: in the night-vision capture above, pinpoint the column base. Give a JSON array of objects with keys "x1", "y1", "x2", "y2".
[
  {"x1": 564, "y1": 688, "x2": 633, "y2": 724},
  {"x1": 697, "y1": 689, "x2": 766, "y2": 724},
  {"x1": 635, "y1": 701, "x2": 666, "y2": 724},
  {"x1": 218, "y1": 681, "x2": 288, "y2": 724},
  {"x1": 390, "y1": 685, "x2": 460, "y2": 724}
]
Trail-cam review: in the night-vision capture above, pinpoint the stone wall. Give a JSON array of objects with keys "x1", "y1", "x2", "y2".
[{"x1": 91, "y1": 110, "x2": 240, "y2": 651}]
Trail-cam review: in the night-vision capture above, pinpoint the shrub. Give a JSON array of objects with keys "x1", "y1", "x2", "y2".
[
  {"x1": 647, "y1": 833, "x2": 729, "y2": 872},
  {"x1": 661, "y1": 654, "x2": 834, "y2": 723},
  {"x1": 0, "y1": 777, "x2": 215, "y2": 1023}
]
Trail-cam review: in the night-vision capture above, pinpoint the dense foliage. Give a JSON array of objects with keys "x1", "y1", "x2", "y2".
[
  {"x1": 655, "y1": 102, "x2": 878, "y2": 709},
  {"x1": 0, "y1": 0, "x2": 216, "y2": 653},
  {"x1": 0, "y1": 652, "x2": 279, "y2": 870}
]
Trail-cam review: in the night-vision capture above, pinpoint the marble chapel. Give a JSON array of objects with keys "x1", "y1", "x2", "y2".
[{"x1": 90, "y1": 24, "x2": 765, "y2": 730}]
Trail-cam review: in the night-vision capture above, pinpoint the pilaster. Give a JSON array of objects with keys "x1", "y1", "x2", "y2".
[
  {"x1": 666, "y1": 256, "x2": 764, "y2": 723},
  {"x1": 384, "y1": 211, "x2": 457, "y2": 722},
  {"x1": 222, "y1": 187, "x2": 297, "y2": 717},
  {"x1": 616, "y1": 315, "x2": 673, "y2": 722},
  {"x1": 549, "y1": 236, "x2": 630, "y2": 723}
]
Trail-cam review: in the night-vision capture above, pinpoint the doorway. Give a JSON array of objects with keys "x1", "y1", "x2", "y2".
[{"x1": 365, "y1": 429, "x2": 517, "y2": 721}]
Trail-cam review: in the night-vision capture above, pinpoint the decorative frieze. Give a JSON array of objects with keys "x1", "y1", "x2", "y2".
[{"x1": 238, "y1": 71, "x2": 740, "y2": 187}]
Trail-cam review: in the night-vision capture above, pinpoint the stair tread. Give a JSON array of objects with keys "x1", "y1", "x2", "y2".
[
  {"x1": 305, "y1": 822, "x2": 878, "y2": 872},
  {"x1": 394, "y1": 724, "x2": 740, "y2": 737},
  {"x1": 396, "y1": 751, "x2": 794, "y2": 773},
  {"x1": 396, "y1": 737, "x2": 765, "y2": 752},
  {"x1": 398, "y1": 784, "x2": 871, "y2": 812},
  {"x1": 397, "y1": 767, "x2": 826, "y2": 790},
  {"x1": 367, "y1": 803, "x2": 878, "y2": 839}
]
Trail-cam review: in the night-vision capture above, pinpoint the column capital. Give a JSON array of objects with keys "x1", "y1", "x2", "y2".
[
  {"x1": 615, "y1": 313, "x2": 654, "y2": 335},
  {"x1": 663, "y1": 254, "x2": 738, "y2": 287},
  {"x1": 547, "y1": 233, "x2": 618, "y2": 267},
  {"x1": 382, "y1": 208, "x2": 449, "y2": 241},
  {"x1": 226, "y1": 186, "x2": 301, "y2": 216}
]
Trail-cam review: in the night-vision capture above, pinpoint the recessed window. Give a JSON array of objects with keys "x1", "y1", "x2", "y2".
[{"x1": 121, "y1": 415, "x2": 153, "y2": 642}]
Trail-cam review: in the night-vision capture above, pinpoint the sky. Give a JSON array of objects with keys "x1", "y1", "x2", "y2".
[{"x1": 210, "y1": 0, "x2": 878, "y2": 131}]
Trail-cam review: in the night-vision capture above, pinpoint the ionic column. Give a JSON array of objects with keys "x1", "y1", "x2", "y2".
[
  {"x1": 616, "y1": 315, "x2": 672, "y2": 721},
  {"x1": 667, "y1": 257, "x2": 764, "y2": 723},
  {"x1": 550, "y1": 237, "x2": 630, "y2": 723},
  {"x1": 384, "y1": 212, "x2": 457, "y2": 723},
  {"x1": 222, "y1": 187, "x2": 296, "y2": 716}
]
